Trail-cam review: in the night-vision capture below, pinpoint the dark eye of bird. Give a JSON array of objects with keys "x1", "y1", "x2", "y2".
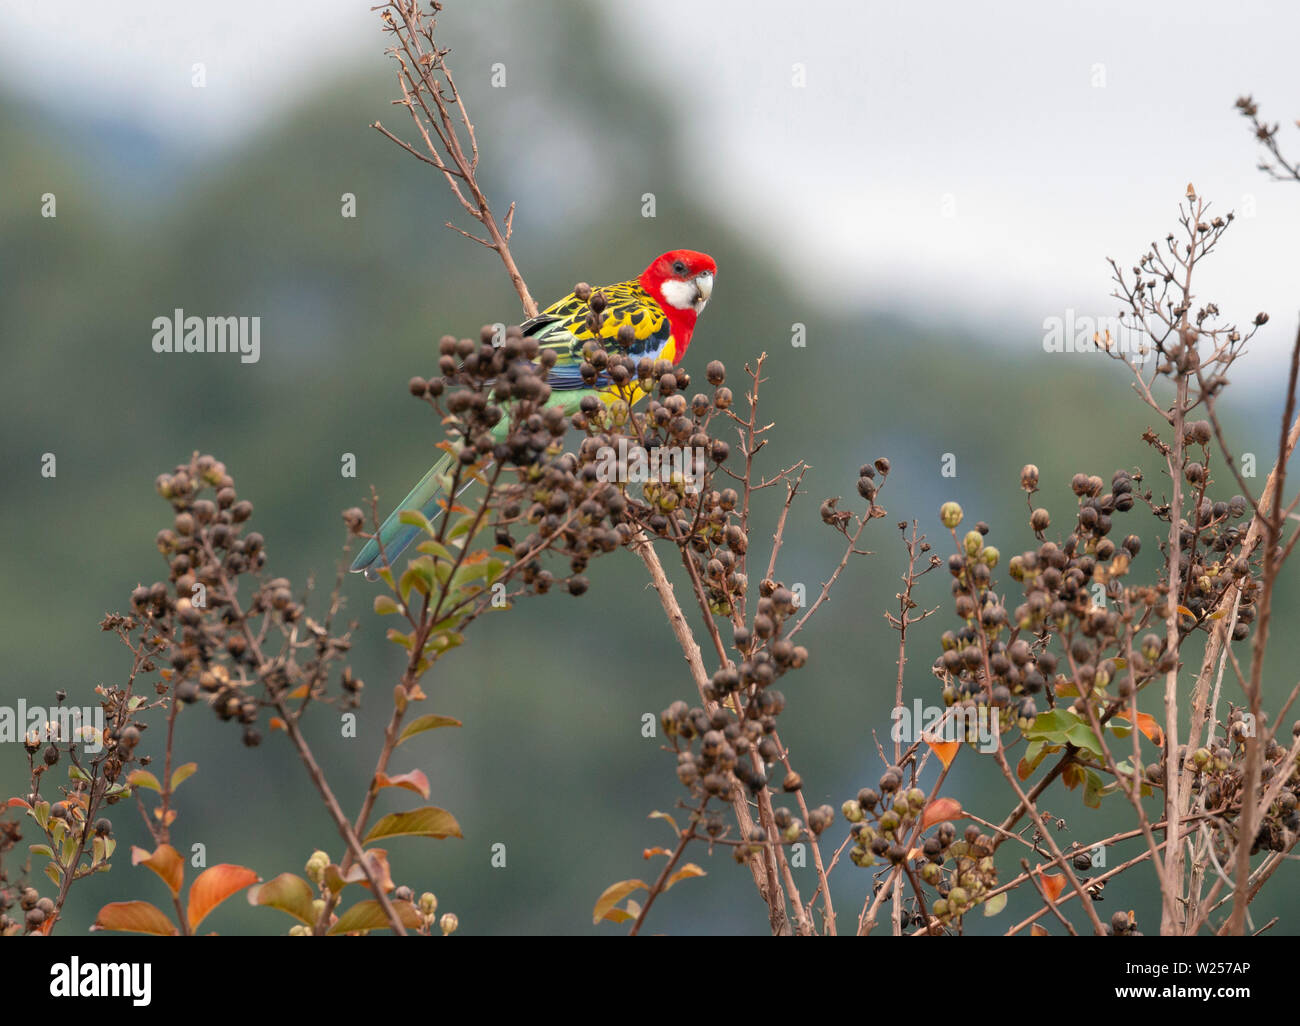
[{"x1": 673, "y1": 260, "x2": 686, "y2": 274}]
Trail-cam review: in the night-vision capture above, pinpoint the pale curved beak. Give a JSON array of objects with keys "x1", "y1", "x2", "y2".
[{"x1": 693, "y1": 271, "x2": 714, "y2": 313}]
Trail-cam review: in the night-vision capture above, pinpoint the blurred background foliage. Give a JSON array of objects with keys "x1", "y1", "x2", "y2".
[{"x1": 1, "y1": 0, "x2": 1296, "y2": 934}]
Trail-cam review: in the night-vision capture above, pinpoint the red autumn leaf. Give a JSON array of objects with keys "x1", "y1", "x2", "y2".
[
  {"x1": 923, "y1": 735, "x2": 961, "y2": 770},
  {"x1": 131, "y1": 843, "x2": 184, "y2": 898},
  {"x1": 92, "y1": 901, "x2": 177, "y2": 936},
  {"x1": 920, "y1": 797, "x2": 965, "y2": 831},
  {"x1": 374, "y1": 769, "x2": 432, "y2": 799},
  {"x1": 1038, "y1": 870, "x2": 1067, "y2": 903},
  {"x1": 187, "y1": 864, "x2": 260, "y2": 931}
]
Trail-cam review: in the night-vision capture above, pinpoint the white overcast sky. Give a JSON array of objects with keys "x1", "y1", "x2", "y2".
[{"x1": 3, "y1": 0, "x2": 1298, "y2": 376}]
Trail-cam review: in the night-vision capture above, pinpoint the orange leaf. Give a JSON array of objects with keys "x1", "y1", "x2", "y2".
[
  {"x1": 1134, "y1": 712, "x2": 1164, "y2": 746},
  {"x1": 1061, "y1": 763, "x2": 1082, "y2": 790},
  {"x1": 131, "y1": 844, "x2": 184, "y2": 898},
  {"x1": 1038, "y1": 870, "x2": 1066, "y2": 903},
  {"x1": 374, "y1": 770, "x2": 431, "y2": 800},
  {"x1": 920, "y1": 797, "x2": 965, "y2": 831},
  {"x1": 593, "y1": 879, "x2": 648, "y2": 925},
  {"x1": 642, "y1": 847, "x2": 673, "y2": 859},
  {"x1": 92, "y1": 901, "x2": 177, "y2": 935},
  {"x1": 341, "y1": 849, "x2": 395, "y2": 894},
  {"x1": 923, "y1": 735, "x2": 960, "y2": 770},
  {"x1": 5, "y1": 797, "x2": 31, "y2": 810},
  {"x1": 1016, "y1": 757, "x2": 1034, "y2": 781},
  {"x1": 269, "y1": 717, "x2": 287, "y2": 732},
  {"x1": 187, "y1": 864, "x2": 259, "y2": 931},
  {"x1": 1030, "y1": 923, "x2": 1050, "y2": 936},
  {"x1": 665, "y1": 864, "x2": 706, "y2": 890}
]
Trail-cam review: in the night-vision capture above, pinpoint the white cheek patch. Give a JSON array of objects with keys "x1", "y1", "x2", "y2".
[{"x1": 660, "y1": 278, "x2": 696, "y2": 310}]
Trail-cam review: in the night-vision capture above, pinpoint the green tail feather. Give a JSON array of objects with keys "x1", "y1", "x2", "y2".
[
  {"x1": 353, "y1": 390, "x2": 593, "y2": 580},
  {"x1": 350, "y1": 450, "x2": 457, "y2": 579}
]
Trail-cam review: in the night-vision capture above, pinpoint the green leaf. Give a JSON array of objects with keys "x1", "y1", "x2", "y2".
[
  {"x1": 373, "y1": 594, "x2": 401, "y2": 616},
  {"x1": 397, "y1": 509, "x2": 433, "y2": 533},
  {"x1": 92, "y1": 835, "x2": 116, "y2": 866},
  {"x1": 44, "y1": 862, "x2": 61, "y2": 886},
  {"x1": 1083, "y1": 770, "x2": 1105, "y2": 809},
  {"x1": 397, "y1": 714, "x2": 462, "y2": 745},
  {"x1": 1063, "y1": 722, "x2": 1104, "y2": 757},
  {"x1": 29, "y1": 843, "x2": 54, "y2": 860},
  {"x1": 447, "y1": 514, "x2": 482, "y2": 542},
  {"x1": 421, "y1": 631, "x2": 463, "y2": 659},
  {"x1": 327, "y1": 899, "x2": 423, "y2": 935},
  {"x1": 363, "y1": 807, "x2": 463, "y2": 843},
  {"x1": 33, "y1": 801, "x2": 50, "y2": 830},
  {"x1": 399, "y1": 556, "x2": 437, "y2": 602},
  {"x1": 68, "y1": 764, "x2": 91, "y2": 784},
  {"x1": 170, "y1": 762, "x2": 198, "y2": 791},
  {"x1": 127, "y1": 769, "x2": 161, "y2": 793},
  {"x1": 247, "y1": 873, "x2": 317, "y2": 925},
  {"x1": 983, "y1": 892, "x2": 1008, "y2": 917},
  {"x1": 1025, "y1": 709, "x2": 1103, "y2": 757},
  {"x1": 1022, "y1": 709, "x2": 1073, "y2": 742},
  {"x1": 416, "y1": 539, "x2": 454, "y2": 562}
]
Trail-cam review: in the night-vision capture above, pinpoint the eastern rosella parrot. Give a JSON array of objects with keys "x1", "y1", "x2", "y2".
[{"x1": 351, "y1": 249, "x2": 717, "y2": 578}]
